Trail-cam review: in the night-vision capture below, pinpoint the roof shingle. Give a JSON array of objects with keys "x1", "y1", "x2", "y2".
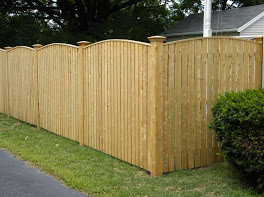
[{"x1": 162, "y1": 4, "x2": 264, "y2": 36}]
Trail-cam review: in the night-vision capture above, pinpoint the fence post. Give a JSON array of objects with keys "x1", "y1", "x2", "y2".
[
  {"x1": 33, "y1": 44, "x2": 43, "y2": 129},
  {"x1": 77, "y1": 41, "x2": 90, "y2": 146},
  {"x1": 148, "y1": 36, "x2": 166, "y2": 177},
  {"x1": 4, "y1": 47, "x2": 12, "y2": 118},
  {"x1": 254, "y1": 37, "x2": 264, "y2": 88}
]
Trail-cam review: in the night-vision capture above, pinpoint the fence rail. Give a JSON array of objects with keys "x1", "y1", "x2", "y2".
[{"x1": 0, "y1": 36, "x2": 262, "y2": 176}]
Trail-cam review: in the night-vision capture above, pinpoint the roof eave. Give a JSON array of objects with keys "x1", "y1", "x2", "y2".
[
  {"x1": 162, "y1": 28, "x2": 238, "y2": 38},
  {"x1": 238, "y1": 12, "x2": 264, "y2": 32}
]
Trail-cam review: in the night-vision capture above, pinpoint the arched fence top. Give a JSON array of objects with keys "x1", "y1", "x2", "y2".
[
  {"x1": 7, "y1": 46, "x2": 34, "y2": 52},
  {"x1": 84, "y1": 39, "x2": 151, "y2": 49},
  {"x1": 164, "y1": 36, "x2": 261, "y2": 46},
  {"x1": 37, "y1": 43, "x2": 79, "y2": 50},
  {"x1": 0, "y1": 49, "x2": 5, "y2": 52}
]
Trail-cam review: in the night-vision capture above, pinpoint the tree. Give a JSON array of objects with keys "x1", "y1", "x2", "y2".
[
  {"x1": 212, "y1": 0, "x2": 264, "y2": 10},
  {"x1": 1, "y1": 0, "x2": 263, "y2": 47},
  {"x1": 0, "y1": 0, "x2": 173, "y2": 45},
  {"x1": 172, "y1": 0, "x2": 264, "y2": 12}
]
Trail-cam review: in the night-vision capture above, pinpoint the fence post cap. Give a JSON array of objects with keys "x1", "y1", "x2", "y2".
[
  {"x1": 32, "y1": 44, "x2": 43, "y2": 49},
  {"x1": 77, "y1": 41, "x2": 91, "y2": 47},
  {"x1": 254, "y1": 36, "x2": 263, "y2": 44},
  {"x1": 148, "y1": 36, "x2": 166, "y2": 42},
  {"x1": 4, "y1": 46, "x2": 12, "y2": 51}
]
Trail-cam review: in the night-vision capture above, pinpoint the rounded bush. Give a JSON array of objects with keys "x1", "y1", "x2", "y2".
[{"x1": 209, "y1": 88, "x2": 264, "y2": 192}]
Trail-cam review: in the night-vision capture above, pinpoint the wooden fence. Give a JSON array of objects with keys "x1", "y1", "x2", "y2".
[
  {"x1": 0, "y1": 36, "x2": 262, "y2": 176},
  {"x1": 162, "y1": 37, "x2": 262, "y2": 173}
]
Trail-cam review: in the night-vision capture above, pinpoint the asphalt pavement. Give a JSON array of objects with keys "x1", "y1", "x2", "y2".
[{"x1": 0, "y1": 149, "x2": 87, "y2": 197}]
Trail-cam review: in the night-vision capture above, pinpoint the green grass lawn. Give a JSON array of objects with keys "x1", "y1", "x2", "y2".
[{"x1": 0, "y1": 113, "x2": 260, "y2": 196}]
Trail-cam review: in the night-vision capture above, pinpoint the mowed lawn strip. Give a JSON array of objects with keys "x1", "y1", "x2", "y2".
[{"x1": 0, "y1": 113, "x2": 259, "y2": 196}]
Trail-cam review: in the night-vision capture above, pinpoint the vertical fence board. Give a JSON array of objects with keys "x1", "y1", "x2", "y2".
[
  {"x1": 187, "y1": 40, "x2": 195, "y2": 169},
  {"x1": 124, "y1": 42, "x2": 128, "y2": 162},
  {"x1": 142, "y1": 45, "x2": 148, "y2": 169},
  {"x1": 127, "y1": 43, "x2": 132, "y2": 163},
  {"x1": 0, "y1": 50, "x2": 7, "y2": 114},
  {"x1": 206, "y1": 39, "x2": 214, "y2": 165},
  {"x1": 132, "y1": 43, "x2": 136, "y2": 164},
  {"x1": 120, "y1": 42, "x2": 124, "y2": 160},
  {"x1": 231, "y1": 39, "x2": 238, "y2": 91},
  {"x1": 138, "y1": 44, "x2": 143, "y2": 167},
  {"x1": 243, "y1": 41, "x2": 250, "y2": 89},
  {"x1": 219, "y1": 39, "x2": 226, "y2": 94},
  {"x1": 200, "y1": 39, "x2": 208, "y2": 167},
  {"x1": 162, "y1": 45, "x2": 169, "y2": 172},
  {"x1": 249, "y1": 43, "x2": 255, "y2": 89},
  {"x1": 132, "y1": 44, "x2": 137, "y2": 165},
  {"x1": 194, "y1": 39, "x2": 201, "y2": 167},
  {"x1": 147, "y1": 46, "x2": 152, "y2": 172},
  {"x1": 107, "y1": 42, "x2": 111, "y2": 154},
  {"x1": 168, "y1": 43, "x2": 175, "y2": 171},
  {"x1": 212, "y1": 38, "x2": 220, "y2": 163},
  {"x1": 237, "y1": 41, "x2": 243, "y2": 91},
  {"x1": 117, "y1": 42, "x2": 121, "y2": 158},
  {"x1": 255, "y1": 44, "x2": 262, "y2": 87},
  {"x1": 113, "y1": 42, "x2": 116, "y2": 156},
  {"x1": 181, "y1": 41, "x2": 188, "y2": 169},
  {"x1": 174, "y1": 42, "x2": 182, "y2": 170}
]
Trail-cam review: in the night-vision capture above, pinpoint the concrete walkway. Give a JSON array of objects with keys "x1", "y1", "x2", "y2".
[{"x1": 0, "y1": 150, "x2": 87, "y2": 197}]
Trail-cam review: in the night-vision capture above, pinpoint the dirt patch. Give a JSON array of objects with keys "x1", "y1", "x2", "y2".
[
  {"x1": 137, "y1": 170, "x2": 149, "y2": 177},
  {"x1": 193, "y1": 188, "x2": 203, "y2": 192},
  {"x1": 164, "y1": 186, "x2": 182, "y2": 191},
  {"x1": 113, "y1": 168, "x2": 123, "y2": 173},
  {"x1": 198, "y1": 167, "x2": 209, "y2": 171},
  {"x1": 13, "y1": 122, "x2": 22, "y2": 127}
]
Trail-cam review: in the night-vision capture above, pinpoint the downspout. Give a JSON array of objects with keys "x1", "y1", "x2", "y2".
[{"x1": 203, "y1": 0, "x2": 212, "y2": 37}]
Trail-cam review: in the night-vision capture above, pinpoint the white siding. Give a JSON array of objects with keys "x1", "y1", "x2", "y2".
[{"x1": 240, "y1": 15, "x2": 264, "y2": 37}]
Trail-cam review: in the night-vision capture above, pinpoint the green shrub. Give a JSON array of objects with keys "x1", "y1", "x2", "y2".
[{"x1": 209, "y1": 88, "x2": 264, "y2": 192}]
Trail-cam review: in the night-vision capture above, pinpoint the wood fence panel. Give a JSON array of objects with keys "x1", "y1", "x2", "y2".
[
  {"x1": 38, "y1": 44, "x2": 79, "y2": 141},
  {"x1": 163, "y1": 37, "x2": 262, "y2": 173},
  {"x1": 7, "y1": 47, "x2": 37, "y2": 125},
  {"x1": 83, "y1": 40, "x2": 151, "y2": 171},
  {"x1": 0, "y1": 50, "x2": 7, "y2": 114}
]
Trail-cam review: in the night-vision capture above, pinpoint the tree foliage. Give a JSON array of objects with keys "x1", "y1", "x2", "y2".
[
  {"x1": 0, "y1": 0, "x2": 263, "y2": 47},
  {"x1": 0, "y1": 0, "x2": 173, "y2": 47}
]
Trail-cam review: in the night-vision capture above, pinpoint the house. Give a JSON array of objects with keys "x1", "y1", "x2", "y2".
[{"x1": 162, "y1": 4, "x2": 264, "y2": 41}]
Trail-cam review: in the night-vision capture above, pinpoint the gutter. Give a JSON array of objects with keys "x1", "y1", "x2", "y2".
[{"x1": 162, "y1": 28, "x2": 238, "y2": 37}]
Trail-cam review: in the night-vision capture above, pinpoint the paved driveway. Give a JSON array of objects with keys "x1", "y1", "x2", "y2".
[{"x1": 0, "y1": 150, "x2": 87, "y2": 197}]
